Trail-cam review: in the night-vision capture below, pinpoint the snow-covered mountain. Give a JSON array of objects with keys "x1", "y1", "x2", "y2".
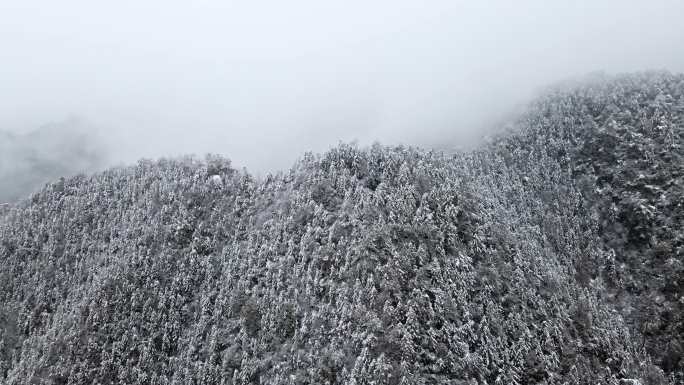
[{"x1": 0, "y1": 72, "x2": 682, "y2": 384}]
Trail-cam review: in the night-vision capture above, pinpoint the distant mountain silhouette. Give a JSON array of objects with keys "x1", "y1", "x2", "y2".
[{"x1": 0, "y1": 118, "x2": 107, "y2": 202}]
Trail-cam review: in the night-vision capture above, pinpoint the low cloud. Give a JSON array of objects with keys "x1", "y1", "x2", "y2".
[{"x1": 1, "y1": 1, "x2": 684, "y2": 186}]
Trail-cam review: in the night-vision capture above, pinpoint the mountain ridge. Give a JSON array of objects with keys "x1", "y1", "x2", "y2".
[{"x1": 0, "y1": 72, "x2": 682, "y2": 384}]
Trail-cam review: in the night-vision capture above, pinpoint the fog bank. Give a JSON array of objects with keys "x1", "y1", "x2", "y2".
[{"x1": 2, "y1": 0, "x2": 684, "y2": 174}]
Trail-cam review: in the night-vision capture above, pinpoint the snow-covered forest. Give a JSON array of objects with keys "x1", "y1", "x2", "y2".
[{"x1": 0, "y1": 72, "x2": 682, "y2": 384}]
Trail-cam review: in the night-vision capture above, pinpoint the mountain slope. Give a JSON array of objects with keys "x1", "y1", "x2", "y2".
[
  {"x1": 0, "y1": 72, "x2": 682, "y2": 384},
  {"x1": 489, "y1": 71, "x2": 684, "y2": 378}
]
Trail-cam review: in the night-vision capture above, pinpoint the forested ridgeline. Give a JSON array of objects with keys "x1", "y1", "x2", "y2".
[
  {"x1": 488, "y1": 71, "x2": 683, "y2": 381},
  {"x1": 0, "y1": 72, "x2": 681, "y2": 384}
]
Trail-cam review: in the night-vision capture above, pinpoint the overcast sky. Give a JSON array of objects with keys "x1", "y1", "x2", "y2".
[{"x1": 1, "y1": 0, "x2": 684, "y2": 172}]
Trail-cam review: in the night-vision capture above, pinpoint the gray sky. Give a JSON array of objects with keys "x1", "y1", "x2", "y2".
[{"x1": 2, "y1": 0, "x2": 684, "y2": 172}]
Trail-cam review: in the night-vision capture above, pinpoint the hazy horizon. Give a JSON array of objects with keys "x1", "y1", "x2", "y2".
[{"x1": 2, "y1": 1, "x2": 684, "y2": 174}]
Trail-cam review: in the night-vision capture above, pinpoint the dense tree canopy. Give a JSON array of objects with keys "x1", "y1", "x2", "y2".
[{"x1": 0, "y1": 72, "x2": 682, "y2": 384}]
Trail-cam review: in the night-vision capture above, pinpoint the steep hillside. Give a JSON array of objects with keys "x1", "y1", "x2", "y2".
[
  {"x1": 490, "y1": 71, "x2": 684, "y2": 379},
  {"x1": 0, "y1": 72, "x2": 681, "y2": 384}
]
